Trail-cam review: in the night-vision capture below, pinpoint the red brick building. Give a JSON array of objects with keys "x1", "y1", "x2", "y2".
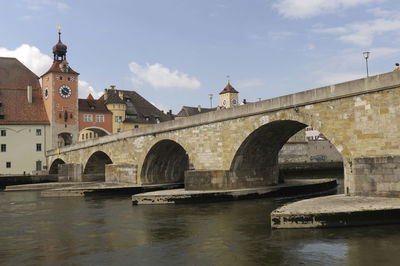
[{"x1": 78, "y1": 94, "x2": 112, "y2": 141}]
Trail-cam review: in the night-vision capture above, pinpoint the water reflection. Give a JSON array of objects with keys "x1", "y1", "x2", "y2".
[{"x1": 1, "y1": 187, "x2": 400, "y2": 265}]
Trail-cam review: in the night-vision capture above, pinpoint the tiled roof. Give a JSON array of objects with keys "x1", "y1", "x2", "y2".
[
  {"x1": 78, "y1": 94, "x2": 111, "y2": 114},
  {"x1": 41, "y1": 60, "x2": 79, "y2": 77},
  {"x1": 219, "y1": 82, "x2": 239, "y2": 95},
  {"x1": 101, "y1": 89, "x2": 172, "y2": 124},
  {"x1": 176, "y1": 106, "x2": 216, "y2": 117},
  {"x1": 104, "y1": 90, "x2": 125, "y2": 105},
  {"x1": 0, "y1": 57, "x2": 49, "y2": 124}
]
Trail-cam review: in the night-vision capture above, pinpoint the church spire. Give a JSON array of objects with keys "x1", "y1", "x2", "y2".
[{"x1": 52, "y1": 26, "x2": 67, "y2": 61}]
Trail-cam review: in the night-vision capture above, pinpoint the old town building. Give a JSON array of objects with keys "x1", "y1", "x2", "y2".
[
  {"x1": 78, "y1": 93, "x2": 112, "y2": 141},
  {"x1": 101, "y1": 86, "x2": 172, "y2": 133},
  {"x1": 0, "y1": 57, "x2": 51, "y2": 174}
]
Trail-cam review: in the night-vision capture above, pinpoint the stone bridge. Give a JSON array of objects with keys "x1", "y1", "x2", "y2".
[{"x1": 48, "y1": 71, "x2": 400, "y2": 197}]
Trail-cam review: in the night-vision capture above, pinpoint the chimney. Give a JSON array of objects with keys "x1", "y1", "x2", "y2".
[
  {"x1": 27, "y1": 85, "x2": 32, "y2": 104},
  {"x1": 103, "y1": 88, "x2": 108, "y2": 100},
  {"x1": 198, "y1": 105, "x2": 201, "y2": 112},
  {"x1": 118, "y1": 91, "x2": 123, "y2": 100},
  {"x1": 110, "y1": 85, "x2": 116, "y2": 90}
]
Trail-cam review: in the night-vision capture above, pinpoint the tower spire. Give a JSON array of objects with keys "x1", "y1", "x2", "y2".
[
  {"x1": 53, "y1": 25, "x2": 67, "y2": 61},
  {"x1": 57, "y1": 25, "x2": 61, "y2": 42}
]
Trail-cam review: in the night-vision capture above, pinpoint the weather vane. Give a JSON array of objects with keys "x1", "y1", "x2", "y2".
[
  {"x1": 227, "y1": 75, "x2": 230, "y2": 83},
  {"x1": 57, "y1": 25, "x2": 62, "y2": 33}
]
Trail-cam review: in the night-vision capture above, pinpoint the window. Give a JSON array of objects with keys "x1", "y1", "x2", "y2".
[
  {"x1": 1, "y1": 144, "x2": 6, "y2": 152},
  {"x1": 1, "y1": 130, "x2": 5, "y2": 136},
  {"x1": 84, "y1": 114, "x2": 93, "y2": 122},
  {"x1": 117, "y1": 128, "x2": 121, "y2": 133},
  {"x1": 36, "y1": 160, "x2": 42, "y2": 171},
  {"x1": 134, "y1": 125, "x2": 139, "y2": 128},
  {"x1": 36, "y1": 143, "x2": 42, "y2": 151},
  {"x1": 96, "y1": 115, "x2": 104, "y2": 122},
  {"x1": 89, "y1": 132, "x2": 92, "y2": 138},
  {"x1": 155, "y1": 117, "x2": 160, "y2": 124},
  {"x1": 115, "y1": 116, "x2": 122, "y2": 122},
  {"x1": 86, "y1": 133, "x2": 88, "y2": 139},
  {"x1": 82, "y1": 133, "x2": 85, "y2": 140},
  {"x1": 36, "y1": 129, "x2": 41, "y2": 136},
  {"x1": 6, "y1": 162, "x2": 11, "y2": 168},
  {"x1": 0, "y1": 115, "x2": 5, "y2": 119}
]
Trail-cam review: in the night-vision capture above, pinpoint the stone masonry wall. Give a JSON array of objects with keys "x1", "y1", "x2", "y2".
[{"x1": 48, "y1": 71, "x2": 400, "y2": 197}]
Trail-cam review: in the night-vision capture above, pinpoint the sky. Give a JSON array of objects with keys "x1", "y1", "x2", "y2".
[{"x1": 1, "y1": 0, "x2": 400, "y2": 113}]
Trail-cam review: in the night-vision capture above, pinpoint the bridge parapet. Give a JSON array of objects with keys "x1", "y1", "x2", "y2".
[
  {"x1": 48, "y1": 71, "x2": 400, "y2": 156},
  {"x1": 47, "y1": 71, "x2": 400, "y2": 198}
]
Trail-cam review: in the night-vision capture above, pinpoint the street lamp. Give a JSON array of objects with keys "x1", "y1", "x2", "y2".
[
  {"x1": 208, "y1": 94, "x2": 213, "y2": 108},
  {"x1": 363, "y1": 51, "x2": 370, "y2": 77}
]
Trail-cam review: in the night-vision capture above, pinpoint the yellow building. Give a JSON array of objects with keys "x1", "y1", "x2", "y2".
[
  {"x1": 102, "y1": 86, "x2": 173, "y2": 133},
  {"x1": 219, "y1": 82, "x2": 239, "y2": 108}
]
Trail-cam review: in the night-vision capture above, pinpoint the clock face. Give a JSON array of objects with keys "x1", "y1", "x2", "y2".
[
  {"x1": 231, "y1": 99, "x2": 237, "y2": 105},
  {"x1": 223, "y1": 99, "x2": 227, "y2": 106},
  {"x1": 44, "y1": 87, "x2": 49, "y2": 99},
  {"x1": 59, "y1": 85, "x2": 72, "y2": 98}
]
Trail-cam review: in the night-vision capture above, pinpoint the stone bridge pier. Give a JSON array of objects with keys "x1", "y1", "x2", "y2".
[{"x1": 48, "y1": 71, "x2": 400, "y2": 197}]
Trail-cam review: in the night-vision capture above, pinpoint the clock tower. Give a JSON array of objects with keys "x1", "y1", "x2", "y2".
[{"x1": 42, "y1": 28, "x2": 79, "y2": 148}]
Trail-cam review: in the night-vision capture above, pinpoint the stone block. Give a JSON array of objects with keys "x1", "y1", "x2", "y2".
[
  {"x1": 105, "y1": 164, "x2": 138, "y2": 183},
  {"x1": 58, "y1": 163, "x2": 82, "y2": 182}
]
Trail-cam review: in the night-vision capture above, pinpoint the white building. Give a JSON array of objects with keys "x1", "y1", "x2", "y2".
[{"x1": 0, "y1": 57, "x2": 51, "y2": 175}]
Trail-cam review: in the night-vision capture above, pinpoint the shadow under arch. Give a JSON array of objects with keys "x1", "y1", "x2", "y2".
[
  {"x1": 49, "y1": 158, "x2": 65, "y2": 175},
  {"x1": 141, "y1": 139, "x2": 189, "y2": 184},
  {"x1": 230, "y1": 120, "x2": 308, "y2": 186},
  {"x1": 83, "y1": 151, "x2": 113, "y2": 182},
  {"x1": 79, "y1": 127, "x2": 110, "y2": 140}
]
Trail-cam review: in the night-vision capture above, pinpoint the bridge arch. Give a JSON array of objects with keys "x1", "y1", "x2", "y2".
[
  {"x1": 79, "y1": 127, "x2": 110, "y2": 142},
  {"x1": 83, "y1": 151, "x2": 113, "y2": 181},
  {"x1": 230, "y1": 120, "x2": 344, "y2": 186},
  {"x1": 49, "y1": 158, "x2": 65, "y2": 175},
  {"x1": 140, "y1": 139, "x2": 189, "y2": 184}
]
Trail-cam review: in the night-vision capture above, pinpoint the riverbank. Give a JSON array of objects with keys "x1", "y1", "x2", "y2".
[
  {"x1": 132, "y1": 178, "x2": 337, "y2": 205},
  {"x1": 271, "y1": 194, "x2": 400, "y2": 229},
  {"x1": 0, "y1": 175, "x2": 57, "y2": 189},
  {"x1": 5, "y1": 182, "x2": 183, "y2": 197}
]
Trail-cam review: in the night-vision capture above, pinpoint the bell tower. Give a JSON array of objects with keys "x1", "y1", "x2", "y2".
[
  {"x1": 41, "y1": 26, "x2": 79, "y2": 149},
  {"x1": 219, "y1": 81, "x2": 239, "y2": 108}
]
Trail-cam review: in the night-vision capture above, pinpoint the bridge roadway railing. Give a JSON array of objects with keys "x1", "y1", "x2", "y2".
[{"x1": 47, "y1": 70, "x2": 400, "y2": 157}]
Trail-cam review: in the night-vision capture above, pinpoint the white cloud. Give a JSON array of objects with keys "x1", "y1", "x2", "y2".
[
  {"x1": 273, "y1": 0, "x2": 375, "y2": 19},
  {"x1": 150, "y1": 102, "x2": 171, "y2": 113},
  {"x1": 317, "y1": 17, "x2": 400, "y2": 46},
  {"x1": 0, "y1": 44, "x2": 52, "y2": 76},
  {"x1": 129, "y1": 62, "x2": 201, "y2": 89},
  {"x1": 23, "y1": 0, "x2": 69, "y2": 10},
  {"x1": 367, "y1": 7, "x2": 393, "y2": 17},
  {"x1": 237, "y1": 78, "x2": 264, "y2": 88},
  {"x1": 78, "y1": 80, "x2": 103, "y2": 99}
]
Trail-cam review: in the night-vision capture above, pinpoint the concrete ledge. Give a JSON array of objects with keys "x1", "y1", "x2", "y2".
[
  {"x1": 271, "y1": 194, "x2": 400, "y2": 229},
  {"x1": 39, "y1": 182, "x2": 183, "y2": 197},
  {"x1": 132, "y1": 178, "x2": 337, "y2": 205}
]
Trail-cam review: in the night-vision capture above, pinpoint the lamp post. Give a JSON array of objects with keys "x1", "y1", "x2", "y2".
[
  {"x1": 208, "y1": 94, "x2": 213, "y2": 108},
  {"x1": 363, "y1": 51, "x2": 370, "y2": 77}
]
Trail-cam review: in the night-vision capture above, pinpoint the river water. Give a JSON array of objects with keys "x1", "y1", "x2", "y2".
[{"x1": 1, "y1": 185, "x2": 400, "y2": 265}]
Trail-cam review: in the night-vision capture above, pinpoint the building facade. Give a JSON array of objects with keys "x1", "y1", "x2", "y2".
[
  {"x1": 78, "y1": 94, "x2": 112, "y2": 141},
  {"x1": 0, "y1": 57, "x2": 51, "y2": 175},
  {"x1": 101, "y1": 86, "x2": 172, "y2": 134}
]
